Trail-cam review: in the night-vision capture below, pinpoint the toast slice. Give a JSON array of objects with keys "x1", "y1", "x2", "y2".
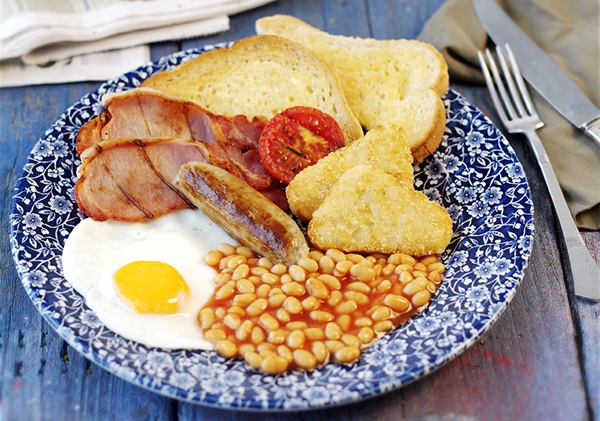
[
  {"x1": 141, "y1": 35, "x2": 363, "y2": 144},
  {"x1": 308, "y1": 164, "x2": 452, "y2": 255},
  {"x1": 256, "y1": 15, "x2": 449, "y2": 163},
  {"x1": 286, "y1": 123, "x2": 413, "y2": 222}
]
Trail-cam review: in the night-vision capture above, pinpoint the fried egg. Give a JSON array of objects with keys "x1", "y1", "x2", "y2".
[{"x1": 62, "y1": 209, "x2": 234, "y2": 349}]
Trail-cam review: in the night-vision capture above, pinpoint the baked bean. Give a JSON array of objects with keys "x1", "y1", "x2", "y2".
[
  {"x1": 261, "y1": 272, "x2": 279, "y2": 285},
  {"x1": 346, "y1": 253, "x2": 365, "y2": 264},
  {"x1": 200, "y1": 244, "x2": 443, "y2": 374},
  {"x1": 286, "y1": 330, "x2": 306, "y2": 349},
  {"x1": 246, "y1": 298, "x2": 268, "y2": 316},
  {"x1": 250, "y1": 266, "x2": 269, "y2": 276},
  {"x1": 370, "y1": 306, "x2": 392, "y2": 321},
  {"x1": 318, "y1": 274, "x2": 341, "y2": 290},
  {"x1": 286, "y1": 321, "x2": 308, "y2": 330},
  {"x1": 267, "y1": 329, "x2": 288, "y2": 344},
  {"x1": 335, "y1": 260, "x2": 353, "y2": 274},
  {"x1": 258, "y1": 257, "x2": 274, "y2": 269},
  {"x1": 325, "y1": 340, "x2": 345, "y2": 353},
  {"x1": 258, "y1": 313, "x2": 280, "y2": 331},
  {"x1": 217, "y1": 243, "x2": 235, "y2": 256},
  {"x1": 326, "y1": 249, "x2": 346, "y2": 263},
  {"x1": 223, "y1": 313, "x2": 241, "y2": 330},
  {"x1": 325, "y1": 322, "x2": 342, "y2": 340},
  {"x1": 236, "y1": 279, "x2": 255, "y2": 294},
  {"x1": 335, "y1": 346, "x2": 360, "y2": 363},
  {"x1": 238, "y1": 343, "x2": 255, "y2": 357},
  {"x1": 245, "y1": 351, "x2": 263, "y2": 369},
  {"x1": 268, "y1": 293, "x2": 286, "y2": 308},
  {"x1": 312, "y1": 341, "x2": 328, "y2": 363},
  {"x1": 373, "y1": 320, "x2": 394, "y2": 333},
  {"x1": 277, "y1": 345, "x2": 294, "y2": 362},
  {"x1": 204, "y1": 250, "x2": 222, "y2": 266},
  {"x1": 412, "y1": 290, "x2": 432, "y2": 307},
  {"x1": 298, "y1": 257, "x2": 319, "y2": 273},
  {"x1": 251, "y1": 326, "x2": 266, "y2": 345},
  {"x1": 428, "y1": 270, "x2": 442, "y2": 284},
  {"x1": 336, "y1": 314, "x2": 352, "y2": 332},
  {"x1": 318, "y1": 255, "x2": 335, "y2": 273},
  {"x1": 358, "y1": 327, "x2": 375, "y2": 344},
  {"x1": 344, "y1": 291, "x2": 369, "y2": 306},
  {"x1": 216, "y1": 340, "x2": 238, "y2": 358},
  {"x1": 215, "y1": 283, "x2": 235, "y2": 300},
  {"x1": 256, "y1": 284, "x2": 271, "y2": 298},
  {"x1": 235, "y1": 320, "x2": 253, "y2": 341},
  {"x1": 427, "y1": 262, "x2": 445, "y2": 274},
  {"x1": 335, "y1": 299, "x2": 358, "y2": 315},
  {"x1": 293, "y1": 349, "x2": 317, "y2": 369},
  {"x1": 383, "y1": 294, "x2": 411, "y2": 313},
  {"x1": 271, "y1": 263, "x2": 287, "y2": 275},
  {"x1": 289, "y1": 265, "x2": 307, "y2": 282},
  {"x1": 226, "y1": 306, "x2": 245, "y2": 317},
  {"x1": 228, "y1": 255, "x2": 247, "y2": 270},
  {"x1": 214, "y1": 272, "x2": 231, "y2": 286},
  {"x1": 304, "y1": 327, "x2": 325, "y2": 341},
  {"x1": 261, "y1": 355, "x2": 288, "y2": 375},
  {"x1": 205, "y1": 328, "x2": 226, "y2": 341},
  {"x1": 310, "y1": 310, "x2": 335, "y2": 322},
  {"x1": 341, "y1": 334, "x2": 361, "y2": 348},
  {"x1": 354, "y1": 317, "x2": 372, "y2": 327},
  {"x1": 282, "y1": 282, "x2": 306, "y2": 296},
  {"x1": 301, "y1": 296, "x2": 321, "y2": 311},
  {"x1": 283, "y1": 296, "x2": 303, "y2": 314},
  {"x1": 232, "y1": 293, "x2": 257, "y2": 307},
  {"x1": 403, "y1": 277, "x2": 428, "y2": 296},
  {"x1": 199, "y1": 308, "x2": 215, "y2": 329},
  {"x1": 327, "y1": 290, "x2": 343, "y2": 306},
  {"x1": 375, "y1": 279, "x2": 393, "y2": 293},
  {"x1": 276, "y1": 308, "x2": 291, "y2": 323},
  {"x1": 306, "y1": 278, "x2": 329, "y2": 300}
]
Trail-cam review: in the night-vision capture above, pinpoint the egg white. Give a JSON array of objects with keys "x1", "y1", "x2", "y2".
[{"x1": 62, "y1": 209, "x2": 234, "y2": 350}]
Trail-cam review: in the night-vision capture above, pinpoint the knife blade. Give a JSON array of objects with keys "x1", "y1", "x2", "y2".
[{"x1": 473, "y1": 0, "x2": 600, "y2": 146}]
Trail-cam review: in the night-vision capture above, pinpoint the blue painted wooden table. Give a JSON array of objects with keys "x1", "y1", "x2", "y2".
[{"x1": 1, "y1": 1, "x2": 598, "y2": 419}]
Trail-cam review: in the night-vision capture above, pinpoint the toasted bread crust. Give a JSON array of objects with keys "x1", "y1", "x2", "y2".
[
  {"x1": 256, "y1": 15, "x2": 449, "y2": 162},
  {"x1": 141, "y1": 35, "x2": 363, "y2": 145}
]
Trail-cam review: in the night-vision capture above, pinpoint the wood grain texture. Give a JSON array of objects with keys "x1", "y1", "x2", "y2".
[{"x1": 1, "y1": 0, "x2": 598, "y2": 420}]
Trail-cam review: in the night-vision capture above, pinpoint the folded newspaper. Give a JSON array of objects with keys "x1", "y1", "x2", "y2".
[{"x1": 0, "y1": 0, "x2": 275, "y2": 87}]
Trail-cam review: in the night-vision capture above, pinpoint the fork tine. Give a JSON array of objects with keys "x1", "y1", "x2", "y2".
[
  {"x1": 484, "y1": 48, "x2": 518, "y2": 121},
  {"x1": 477, "y1": 50, "x2": 510, "y2": 124},
  {"x1": 502, "y1": 44, "x2": 537, "y2": 117},
  {"x1": 496, "y1": 45, "x2": 527, "y2": 118}
]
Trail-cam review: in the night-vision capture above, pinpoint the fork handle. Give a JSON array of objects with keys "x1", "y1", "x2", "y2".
[{"x1": 524, "y1": 129, "x2": 600, "y2": 301}]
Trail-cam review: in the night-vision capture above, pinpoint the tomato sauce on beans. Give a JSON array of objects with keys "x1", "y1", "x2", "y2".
[{"x1": 199, "y1": 243, "x2": 445, "y2": 374}]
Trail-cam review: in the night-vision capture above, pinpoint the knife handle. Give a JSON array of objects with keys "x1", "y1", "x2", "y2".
[
  {"x1": 582, "y1": 116, "x2": 600, "y2": 148},
  {"x1": 524, "y1": 128, "x2": 600, "y2": 301}
]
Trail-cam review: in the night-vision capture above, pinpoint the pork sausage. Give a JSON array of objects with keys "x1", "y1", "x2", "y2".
[{"x1": 174, "y1": 161, "x2": 309, "y2": 265}]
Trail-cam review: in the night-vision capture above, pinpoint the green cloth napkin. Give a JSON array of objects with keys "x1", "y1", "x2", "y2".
[{"x1": 418, "y1": 0, "x2": 600, "y2": 230}]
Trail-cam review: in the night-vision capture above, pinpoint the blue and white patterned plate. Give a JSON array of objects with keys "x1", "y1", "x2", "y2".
[{"x1": 9, "y1": 44, "x2": 534, "y2": 411}]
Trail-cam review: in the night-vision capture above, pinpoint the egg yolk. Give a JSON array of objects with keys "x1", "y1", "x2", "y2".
[{"x1": 113, "y1": 261, "x2": 190, "y2": 314}]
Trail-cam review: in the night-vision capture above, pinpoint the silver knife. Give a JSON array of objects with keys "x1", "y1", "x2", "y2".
[{"x1": 473, "y1": 0, "x2": 600, "y2": 146}]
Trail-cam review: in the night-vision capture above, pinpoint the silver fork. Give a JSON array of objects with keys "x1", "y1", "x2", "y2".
[{"x1": 478, "y1": 44, "x2": 600, "y2": 302}]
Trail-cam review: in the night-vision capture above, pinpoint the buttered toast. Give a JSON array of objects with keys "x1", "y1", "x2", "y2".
[
  {"x1": 141, "y1": 35, "x2": 363, "y2": 145},
  {"x1": 286, "y1": 123, "x2": 414, "y2": 222},
  {"x1": 256, "y1": 15, "x2": 449, "y2": 164},
  {"x1": 308, "y1": 164, "x2": 452, "y2": 255}
]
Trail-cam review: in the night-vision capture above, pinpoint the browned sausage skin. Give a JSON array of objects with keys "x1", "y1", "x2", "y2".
[{"x1": 174, "y1": 161, "x2": 309, "y2": 265}]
